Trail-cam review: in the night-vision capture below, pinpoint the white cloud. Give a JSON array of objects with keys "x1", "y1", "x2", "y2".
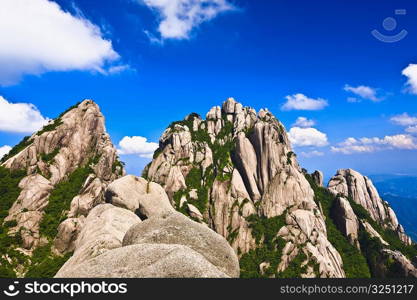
[
  {"x1": 293, "y1": 117, "x2": 315, "y2": 128},
  {"x1": 142, "y1": 0, "x2": 234, "y2": 40},
  {"x1": 344, "y1": 84, "x2": 380, "y2": 102},
  {"x1": 118, "y1": 136, "x2": 159, "y2": 158},
  {"x1": 288, "y1": 127, "x2": 329, "y2": 147},
  {"x1": 390, "y1": 113, "x2": 417, "y2": 126},
  {"x1": 281, "y1": 94, "x2": 328, "y2": 111},
  {"x1": 331, "y1": 134, "x2": 417, "y2": 154},
  {"x1": 300, "y1": 150, "x2": 324, "y2": 158},
  {"x1": 0, "y1": 0, "x2": 120, "y2": 85},
  {"x1": 402, "y1": 64, "x2": 417, "y2": 94},
  {"x1": 0, "y1": 96, "x2": 49, "y2": 133},
  {"x1": 0, "y1": 145, "x2": 12, "y2": 160},
  {"x1": 406, "y1": 126, "x2": 417, "y2": 134}
]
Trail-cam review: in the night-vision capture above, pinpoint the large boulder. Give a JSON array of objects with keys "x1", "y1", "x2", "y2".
[
  {"x1": 105, "y1": 175, "x2": 175, "y2": 218},
  {"x1": 56, "y1": 243, "x2": 228, "y2": 278},
  {"x1": 56, "y1": 204, "x2": 140, "y2": 277},
  {"x1": 123, "y1": 212, "x2": 240, "y2": 278},
  {"x1": 332, "y1": 197, "x2": 359, "y2": 248}
]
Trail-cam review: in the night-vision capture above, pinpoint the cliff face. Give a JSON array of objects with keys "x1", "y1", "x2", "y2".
[
  {"x1": 144, "y1": 98, "x2": 345, "y2": 278},
  {"x1": 0, "y1": 100, "x2": 123, "y2": 277},
  {"x1": 327, "y1": 169, "x2": 417, "y2": 277},
  {"x1": 328, "y1": 169, "x2": 412, "y2": 246}
]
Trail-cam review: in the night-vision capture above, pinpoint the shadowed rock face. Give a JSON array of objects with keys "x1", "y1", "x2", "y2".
[
  {"x1": 144, "y1": 98, "x2": 345, "y2": 278},
  {"x1": 1, "y1": 100, "x2": 123, "y2": 254},
  {"x1": 328, "y1": 169, "x2": 412, "y2": 246}
]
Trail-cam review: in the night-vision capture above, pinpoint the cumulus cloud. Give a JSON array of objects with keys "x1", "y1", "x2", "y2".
[
  {"x1": 141, "y1": 0, "x2": 234, "y2": 40},
  {"x1": 0, "y1": 145, "x2": 12, "y2": 160},
  {"x1": 288, "y1": 127, "x2": 329, "y2": 147},
  {"x1": 300, "y1": 150, "x2": 324, "y2": 158},
  {"x1": 406, "y1": 126, "x2": 417, "y2": 134},
  {"x1": 402, "y1": 64, "x2": 417, "y2": 94},
  {"x1": 293, "y1": 117, "x2": 315, "y2": 128},
  {"x1": 391, "y1": 113, "x2": 417, "y2": 134},
  {"x1": 118, "y1": 136, "x2": 159, "y2": 158},
  {"x1": 0, "y1": 0, "x2": 120, "y2": 85},
  {"x1": 344, "y1": 84, "x2": 380, "y2": 102},
  {"x1": 0, "y1": 96, "x2": 49, "y2": 133},
  {"x1": 281, "y1": 94, "x2": 328, "y2": 111},
  {"x1": 390, "y1": 113, "x2": 417, "y2": 126},
  {"x1": 331, "y1": 134, "x2": 417, "y2": 154}
]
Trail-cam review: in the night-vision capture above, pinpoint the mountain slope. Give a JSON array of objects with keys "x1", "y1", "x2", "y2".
[
  {"x1": 144, "y1": 97, "x2": 417, "y2": 278},
  {"x1": 327, "y1": 169, "x2": 417, "y2": 277},
  {"x1": 144, "y1": 98, "x2": 345, "y2": 278},
  {"x1": 0, "y1": 100, "x2": 123, "y2": 277}
]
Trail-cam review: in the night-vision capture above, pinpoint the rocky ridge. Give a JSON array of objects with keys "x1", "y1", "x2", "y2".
[
  {"x1": 0, "y1": 100, "x2": 123, "y2": 276},
  {"x1": 327, "y1": 169, "x2": 417, "y2": 277},
  {"x1": 144, "y1": 98, "x2": 345, "y2": 278}
]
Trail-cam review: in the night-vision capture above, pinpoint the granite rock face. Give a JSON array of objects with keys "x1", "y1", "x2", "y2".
[
  {"x1": 144, "y1": 98, "x2": 345, "y2": 278},
  {"x1": 56, "y1": 243, "x2": 229, "y2": 278},
  {"x1": 55, "y1": 204, "x2": 141, "y2": 277},
  {"x1": 0, "y1": 100, "x2": 123, "y2": 262},
  {"x1": 57, "y1": 178, "x2": 239, "y2": 278},
  {"x1": 123, "y1": 212, "x2": 239, "y2": 277},
  {"x1": 328, "y1": 169, "x2": 412, "y2": 245},
  {"x1": 331, "y1": 197, "x2": 360, "y2": 249}
]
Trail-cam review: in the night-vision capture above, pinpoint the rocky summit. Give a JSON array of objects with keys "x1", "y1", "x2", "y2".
[{"x1": 0, "y1": 98, "x2": 416, "y2": 278}]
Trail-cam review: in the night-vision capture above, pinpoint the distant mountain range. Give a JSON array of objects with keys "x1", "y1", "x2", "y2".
[{"x1": 371, "y1": 175, "x2": 417, "y2": 242}]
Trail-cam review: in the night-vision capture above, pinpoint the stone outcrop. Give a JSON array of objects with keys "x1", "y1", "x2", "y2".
[
  {"x1": 56, "y1": 204, "x2": 141, "y2": 277},
  {"x1": 312, "y1": 170, "x2": 324, "y2": 187},
  {"x1": 57, "y1": 177, "x2": 239, "y2": 278},
  {"x1": 381, "y1": 249, "x2": 417, "y2": 277},
  {"x1": 123, "y1": 212, "x2": 239, "y2": 277},
  {"x1": 144, "y1": 98, "x2": 345, "y2": 278},
  {"x1": 328, "y1": 169, "x2": 412, "y2": 245},
  {"x1": 56, "y1": 243, "x2": 228, "y2": 278},
  {"x1": 0, "y1": 100, "x2": 123, "y2": 256},
  {"x1": 331, "y1": 197, "x2": 360, "y2": 248}
]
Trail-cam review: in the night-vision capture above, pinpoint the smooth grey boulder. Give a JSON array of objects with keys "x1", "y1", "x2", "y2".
[
  {"x1": 123, "y1": 212, "x2": 240, "y2": 278},
  {"x1": 55, "y1": 204, "x2": 141, "y2": 277},
  {"x1": 56, "y1": 243, "x2": 228, "y2": 278},
  {"x1": 105, "y1": 175, "x2": 175, "y2": 218}
]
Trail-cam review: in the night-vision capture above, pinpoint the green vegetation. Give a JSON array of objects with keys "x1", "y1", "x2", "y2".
[
  {"x1": 239, "y1": 214, "x2": 287, "y2": 278},
  {"x1": 39, "y1": 165, "x2": 91, "y2": 238},
  {"x1": 37, "y1": 119, "x2": 63, "y2": 136},
  {"x1": 0, "y1": 167, "x2": 27, "y2": 277},
  {"x1": 1, "y1": 136, "x2": 32, "y2": 163},
  {"x1": 347, "y1": 196, "x2": 417, "y2": 261},
  {"x1": 112, "y1": 158, "x2": 125, "y2": 175},
  {"x1": 286, "y1": 151, "x2": 295, "y2": 165},
  {"x1": 25, "y1": 243, "x2": 72, "y2": 278},
  {"x1": 40, "y1": 148, "x2": 59, "y2": 163},
  {"x1": 304, "y1": 173, "x2": 371, "y2": 278},
  {"x1": 58, "y1": 102, "x2": 81, "y2": 118}
]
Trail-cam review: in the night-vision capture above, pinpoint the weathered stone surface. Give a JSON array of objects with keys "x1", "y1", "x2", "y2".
[
  {"x1": 105, "y1": 175, "x2": 175, "y2": 218},
  {"x1": 332, "y1": 197, "x2": 360, "y2": 248},
  {"x1": 328, "y1": 169, "x2": 412, "y2": 245},
  {"x1": 381, "y1": 249, "x2": 417, "y2": 278},
  {"x1": 123, "y1": 212, "x2": 239, "y2": 278},
  {"x1": 53, "y1": 217, "x2": 85, "y2": 254},
  {"x1": 361, "y1": 221, "x2": 389, "y2": 246},
  {"x1": 56, "y1": 244, "x2": 228, "y2": 278},
  {"x1": 1, "y1": 100, "x2": 123, "y2": 253},
  {"x1": 312, "y1": 170, "x2": 324, "y2": 187},
  {"x1": 55, "y1": 204, "x2": 140, "y2": 277},
  {"x1": 145, "y1": 98, "x2": 345, "y2": 277}
]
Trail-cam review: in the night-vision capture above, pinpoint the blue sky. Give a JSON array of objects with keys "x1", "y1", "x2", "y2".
[{"x1": 1, "y1": 0, "x2": 417, "y2": 182}]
